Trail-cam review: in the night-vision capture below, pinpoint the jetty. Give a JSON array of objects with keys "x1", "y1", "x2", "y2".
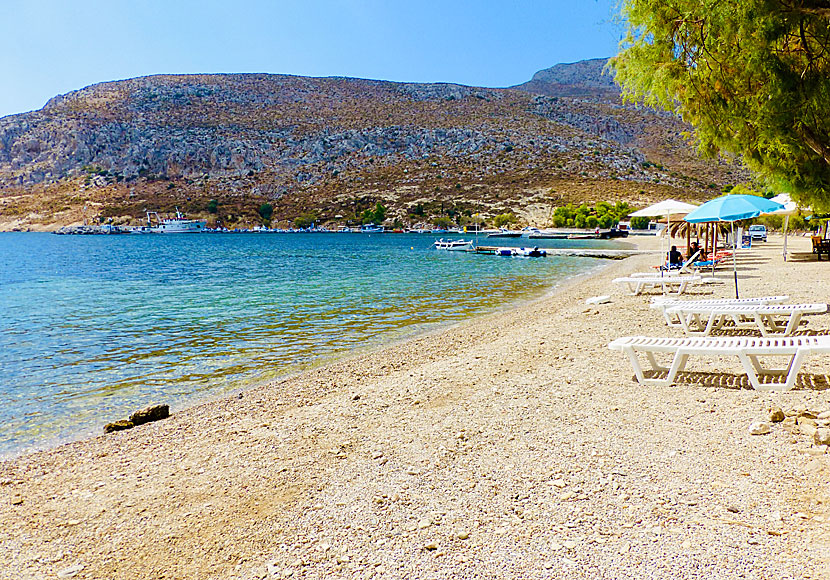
[
  {"x1": 54, "y1": 225, "x2": 128, "y2": 235},
  {"x1": 472, "y1": 246, "x2": 659, "y2": 259}
]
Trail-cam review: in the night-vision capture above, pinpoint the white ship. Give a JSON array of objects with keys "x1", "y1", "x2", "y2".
[{"x1": 146, "y1": 208, "x2": 207, "y2": 233}]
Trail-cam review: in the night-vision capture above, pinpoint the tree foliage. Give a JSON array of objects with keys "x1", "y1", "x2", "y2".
[
  {"x1": 258, "y1": 203, "x2": 274, "y2": 223},
  {"x1": 630, "y1": 216, "x2": 651, "y2": 229},
  {"x1": 551, "y1": 201, "x2": 632, "y2": 229},
  {"x1": 294, "y1": 212, "x2": 318, "y2": 229},
  {"x1": 611, "y1": 0, "x2": 830, "y2": 211},
  {"x1": 493, "y1": 213, "x2": 517, "y2": 228},
  {"x1": 361, "y1": 202, "x2": 387, "y2": 225}
]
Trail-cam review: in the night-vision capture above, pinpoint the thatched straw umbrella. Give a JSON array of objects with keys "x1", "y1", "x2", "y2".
[{"x1": 668, "y1": 221, "x2": 729, "y2": 258}]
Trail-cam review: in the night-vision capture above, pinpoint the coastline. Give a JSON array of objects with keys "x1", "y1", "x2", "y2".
[
  {"x1": 1, "y1": 234, "x2": 828, "y2": 579},
  {"x1": 0, "y1": 234, "x2": 620, "y2": 461}
]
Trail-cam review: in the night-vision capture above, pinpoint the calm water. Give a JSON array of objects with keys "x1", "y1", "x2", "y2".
[{"x1": 0, "y1": 232, "x2": 618, "y2": 456}]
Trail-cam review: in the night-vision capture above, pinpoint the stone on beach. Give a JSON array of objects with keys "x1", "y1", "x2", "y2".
[
  {"x1": 129, "y1": 404, "x2": 170, "y2": 426},
  {"x1": 769, "y1": 407, "x2": 785, "y2": 423},
  {"x1": 749, "y1": 421, "x2": 771, "y2": 436},
  {"x1": 103, "y1": 419, "x2": 134, "y2": 433}
]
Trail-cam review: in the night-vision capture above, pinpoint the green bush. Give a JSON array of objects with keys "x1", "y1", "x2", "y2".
[
  {"x1": 494, "y1": 213, "x2": 517, "y2": 228},
  {"x1": 294, "y1": 213, "x2": 317, "y2": 229},
  {"x1": 258, "y1": 203, "x2": 274, "y2": 223},
  {"x1": 206, "y1": 199, "x2": 219, "y2": 214},
  {"x1": 361, "y1": 202, "x2": 386, "y2": 225},
  {"x1": 630, "y1": 216, "x2": 650, "y2": 229},
  {"x1": 550, "y1": 201, "x2": 631, "y2": 229},
  {"x1": 433, "y1": 216, "x2": 453, "y2": 229}
]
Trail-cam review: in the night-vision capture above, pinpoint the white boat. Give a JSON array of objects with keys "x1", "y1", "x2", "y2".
[
  {"x1": 488, "y1": 228, "x2": 522, "y2": 238},
  {"x1": 360, "y1": 223, "x2": 384, "y2": 233},
  {"x1": 515, "y1": 247, "x2": 547, "y2": 257},
  {"x1": 433, "y1": 239, "x2": 474, "y2": 251},
  {"x1": 147, "y1": 208, "x2": 207, "y2": 233}
]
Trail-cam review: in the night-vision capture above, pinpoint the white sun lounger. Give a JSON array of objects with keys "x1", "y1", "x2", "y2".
[
  {"x1": 608, "y1": 335, "x2": 830, "y2": 391},
  {"x1": 650, "y1": 295, "x2": 790, "y2": 327},
  {"x1": 612, "y1": 275, "x2": 701, "y2": 296},
  {"x1": 667, "y1": 303, "x2": 828, "y2": 336}
]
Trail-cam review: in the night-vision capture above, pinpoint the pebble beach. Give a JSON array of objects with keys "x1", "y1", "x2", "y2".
[{"x1": 1, "y1": 233, "x2": 829, "y2": 580}]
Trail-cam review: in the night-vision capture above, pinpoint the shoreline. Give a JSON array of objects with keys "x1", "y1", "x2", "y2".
[
  {"x1": 2, "y1": 234, "x2": 829, "y2": 579},
  {"x1": 0, "y1": 238, "x2": 620, "y2": 461}
]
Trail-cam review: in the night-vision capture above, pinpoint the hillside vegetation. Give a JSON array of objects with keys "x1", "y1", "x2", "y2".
[{"x1": 0, "y1": 60, "x2": 746, "y2": 230}]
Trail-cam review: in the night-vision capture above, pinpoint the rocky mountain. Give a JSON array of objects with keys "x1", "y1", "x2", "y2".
[
  {"x1": 511, "y1": 58, "x2": 620, "y2": 101},
  {"x1": 0, "y1": 60, "x2": 745, "y2": 230}
]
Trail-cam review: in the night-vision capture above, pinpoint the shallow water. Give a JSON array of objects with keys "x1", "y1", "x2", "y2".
[{"x1": 0, "y1": 232, "x2": 618, "y2": 455}]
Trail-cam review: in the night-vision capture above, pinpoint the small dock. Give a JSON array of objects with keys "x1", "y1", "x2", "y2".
[{"x1": 472, "y1": 246, "x2": 659, "y2": 260}]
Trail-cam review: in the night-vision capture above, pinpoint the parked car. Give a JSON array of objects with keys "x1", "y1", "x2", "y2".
[{"x1": 748, "y1": 225, "x2": 767, "y2": 242}]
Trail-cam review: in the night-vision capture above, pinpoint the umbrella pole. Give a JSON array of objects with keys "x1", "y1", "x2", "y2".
[
  {"x1": 783, "y1": 215, "x2": 789, "y2": 261},
  {"x1": 710, "y1": 224, "x2": 716, "y2": 277},
  {"x1": 686, "y1": 225, "x2": 691, "y2": 258},
  {"x1": 732, "y1": 222, "x2": 738, "y2": 298}
]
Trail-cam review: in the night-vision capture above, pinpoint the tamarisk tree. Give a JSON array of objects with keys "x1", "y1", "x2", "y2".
[{"x1": 611, "y1": 1, "x2": 830, "y2": 210}]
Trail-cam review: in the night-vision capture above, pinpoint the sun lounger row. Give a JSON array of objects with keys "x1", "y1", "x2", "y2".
[
  {"x1": 610, "y1": 290, "x2": 829, "y2": 390},
  {"x1": 650, "y1": 296, "x2": 789, "y2": 327},
  {"x1": 612, "y1": 275, "x2": 701, "y2": 296},
  {"x1": 666, "y1": 302, "x2": 828, "y2": 337},
  {"x1": 609, "y1": 335, "x2": 830, "y2": 392}
]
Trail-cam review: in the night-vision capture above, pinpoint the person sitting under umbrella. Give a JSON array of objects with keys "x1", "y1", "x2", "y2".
[
  {"x1": 667, "y1": 245, "x2": 683, "y2": 269},
  {"x1": 689, "y1": 241, "x2": 706, "y2": 261}
]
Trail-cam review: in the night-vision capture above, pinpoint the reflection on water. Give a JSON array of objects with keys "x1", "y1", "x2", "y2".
[{"x1": 0, "y1": 232, "x2": 616, "y2": 455}]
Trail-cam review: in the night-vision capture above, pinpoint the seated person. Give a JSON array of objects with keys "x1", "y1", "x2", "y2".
[
  {"x1": 667, "y1": 245, "x2": 683, "y2": 268},
  {"x1": 689, "y1": 241, "x2": 706, "y2": 261}
]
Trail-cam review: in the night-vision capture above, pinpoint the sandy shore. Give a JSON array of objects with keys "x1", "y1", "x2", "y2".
[{"x1": 2, "y1": 234, "x2": 829, "y2": 580}]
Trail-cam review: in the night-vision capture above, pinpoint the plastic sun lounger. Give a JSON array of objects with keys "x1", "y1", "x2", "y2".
[
  {"x1": 608, "y1": 335, "x2": 830, "y2": 391},
  {"x1": 612, "y1": 275, "x2": 701, "y2": 296},
  {"x1": 649, "y1": 295, "x2": 790, "y2": 327},
  {"x1": 693, "y1": 259, "x2": 721, "y2": 269},
  {"x1": 666, "y1": 303, "x2": 828, "y2": 337}
]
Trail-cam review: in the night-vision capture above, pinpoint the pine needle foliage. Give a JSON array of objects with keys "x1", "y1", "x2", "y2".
[{"x1": 611, "y1": 0, "x2": 830, "y2": 211}]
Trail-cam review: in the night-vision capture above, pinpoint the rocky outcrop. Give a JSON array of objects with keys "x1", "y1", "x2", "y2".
[{"x1": 512, "y1": 58, "x2": 620, "y2": 101}]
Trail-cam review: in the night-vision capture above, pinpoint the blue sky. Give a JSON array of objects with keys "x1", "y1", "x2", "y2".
[{"x1": 0, "y1": 0, "x2": 622, "y2": 118}]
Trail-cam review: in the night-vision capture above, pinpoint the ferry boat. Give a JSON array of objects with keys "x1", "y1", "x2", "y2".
[{"x1": 147, "y1": 209, "x2": 207, "y2": 233}]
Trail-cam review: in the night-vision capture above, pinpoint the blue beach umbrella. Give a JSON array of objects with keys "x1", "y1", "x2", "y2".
[{"x1": 684, "y1": 195, "x2": 784, "y2": 298}]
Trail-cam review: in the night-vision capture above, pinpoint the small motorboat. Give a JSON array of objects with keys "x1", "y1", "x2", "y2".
[
  {"x1": 495, "y1": 247, "x2": 516, "y2": 256},
  {"x1": 516, "y1": 247, "x2": 547, "y2": 257},
  {"x1": 488, "y1": 228, "x2": 522, "y2": 238},
  {"x1": 433, "y1": 239, "x2": 474, "y2": 251}
]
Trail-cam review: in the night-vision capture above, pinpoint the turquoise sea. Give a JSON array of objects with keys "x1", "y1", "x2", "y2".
[{"x1": 0, "y1": 232, "x2": 618, "y2": 457}]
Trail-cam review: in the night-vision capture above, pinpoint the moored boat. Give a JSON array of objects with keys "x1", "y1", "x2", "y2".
[
  {"x1": 515, "y1": 247, "x2": 547, "y2": 257},
  {"x1": 433, "y1": 239, "x2": 474, "y2": 251},
  {"x1": 488, "y1": 228, "x2": 522, "y2": 238},
  {"x1": 147, "y1": 208, "x2": 206, "y2": 233}
]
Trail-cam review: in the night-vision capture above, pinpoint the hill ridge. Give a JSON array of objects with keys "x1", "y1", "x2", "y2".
[{"x1": 0, "y1": 61, "x2": 744, "y2": 230}]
